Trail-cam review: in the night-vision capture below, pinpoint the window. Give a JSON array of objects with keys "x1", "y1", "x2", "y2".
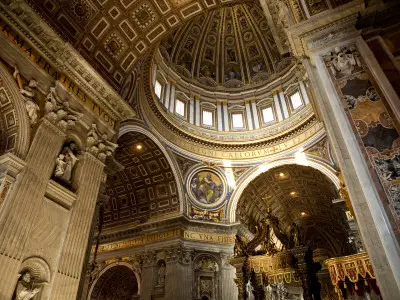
[
  {"x1": 154, "y1": 81, "x2": 162, "y2": 99},
  {"x1": 202, "y1": 110, "x2": 213, "y2": 126},
  {"x1": 232, "y1": 113, "x2": 244, "y2": 128},
  {"x1": 262, "y1": 107, "x2": 274, "y2": 123},
  {"x1": 290, "y1": 91, "x2": 303, "y2": 110},
  {"x1": 175, "y1": 99, "x2": 186, "y2": 116}
]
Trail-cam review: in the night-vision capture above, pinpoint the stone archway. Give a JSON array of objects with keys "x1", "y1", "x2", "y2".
[
  {"x1": 227, "y1": 156, "x2": 340, "y2": 223},
  {"x1": 88, "y1": 263, "x2": 139, "y2": 300},
  {"x1": 234, "y1": 163, "x2": 348, "y2": 257}
]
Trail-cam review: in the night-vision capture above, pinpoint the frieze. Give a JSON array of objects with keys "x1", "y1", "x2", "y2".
[
  {"x1": 95, "y1": 228, "x2": 235, "y2": 253},
  {"x1": 0, "y1": 17, "x2": 118, "y2": 128}
]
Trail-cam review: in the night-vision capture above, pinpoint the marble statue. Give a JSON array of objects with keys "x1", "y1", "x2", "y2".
[
  {"x1": 157, "y1": 262, "x2": 166, "y2": 285},
  {"x1": 45, "y1": 87, "x2": 82, "y2": 130},
  {"x1": 54, "y1": 154, "x2": 67, "y2": 178},
  {"x1": 54, "y1": 143, "x2": 79, "y2": 183},
  {"x1": 289, "y1": 222, "x2": 301, "y2": 248},
  {"x1": 13, "y1": 271, "x2": 40, "y2": 300},
  {"x1": 13, "y1": 66, "x2": 40, "y2": 126}
]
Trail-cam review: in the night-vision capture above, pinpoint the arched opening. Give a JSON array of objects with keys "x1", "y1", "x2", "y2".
[
  {"x1": 236, "y1": 164, "x2": 349, "y2": 257},
  {"x1": 233, "y1": 164, "x2": 357, "y2": 299},
  {"x1": 90, "y1": 265, "x2": 138, "y2": 300}
]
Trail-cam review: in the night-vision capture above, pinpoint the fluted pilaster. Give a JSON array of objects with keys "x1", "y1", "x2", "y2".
[
  {"x1": 0, "y1": 119, "x2": 65, "y2": 299},
  {"x1": 50, "y1": 152, "x2": 104, "y2": 300}
]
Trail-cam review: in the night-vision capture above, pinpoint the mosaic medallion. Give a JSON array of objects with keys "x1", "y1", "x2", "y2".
[{"x1": 188, "y1": 168, "x2": 226, "y2": 208}]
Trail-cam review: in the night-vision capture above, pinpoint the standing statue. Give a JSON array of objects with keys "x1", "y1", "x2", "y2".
[
  {"x1": 157, "y1": 262, "x2": 166, "y2": 286},
  {"x1": 13, "y1": 66, "x2": 40, "y2": 126},
  {"x1": 12, "y1": 271, "x2": 41, "y2": 300},
  {"x1": 53, "y1": 142, "x2": 79, "y2": 183},
  {"x1": 54, "y1": 143, "x2": 79, "y2": 183},
  {"x1": 62, "y1": 143, "x2": 79, "y2": 182},
  {"x1": 54, "y1": 154, "x2": 67, "y2": 178},
  {"x1": 289, "y1": 222, "x2": 301, "y2": 248}
]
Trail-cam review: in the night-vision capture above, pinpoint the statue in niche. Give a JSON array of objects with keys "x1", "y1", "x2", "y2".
[
  {"x1": 13, "y1": 66, "x2": 40, "y2": 126},
  {"x1": 157, "y1": 261, "x2": 166, "y2": 286},
  {"x1": 12, "y1": 271, "x2": 41, "y2": 300},
  {"x1": 54, "y1": 142, "x2": 79, "y2": 183}
]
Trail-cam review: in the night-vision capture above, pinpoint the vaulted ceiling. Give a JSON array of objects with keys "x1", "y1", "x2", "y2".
[
  {"x1": 236, "y1": 164, "x2": 348, "y2": 256},
  {"x1": 103, "y1": 132, "x2": 180, "y2": 230},
  {"x1": 26, "y1": 0, "x2": 250, "y2": 90}
]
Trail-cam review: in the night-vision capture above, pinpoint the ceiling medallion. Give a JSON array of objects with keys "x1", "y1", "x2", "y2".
[{"x1": 187, "y1": 168, "x2": 227, "y2": 209}]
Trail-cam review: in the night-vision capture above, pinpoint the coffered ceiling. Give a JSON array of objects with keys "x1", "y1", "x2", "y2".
[
  {"x1": 103, "y1": 132, "x2": 180, "y2": 229},
  {"x1": 236, "y1": 164, "x2": 348, "y2": 255},
  {"x1": 26, "y1": 0, "x2": 249, "y2": 91}
]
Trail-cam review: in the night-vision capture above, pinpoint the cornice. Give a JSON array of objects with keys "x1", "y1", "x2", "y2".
[
  {"x1": 286, "y1": 0, "x2": 364, "y2": 57},
  {"x1": 0, "y1": 0, "x2": 136, "y2": 122}
]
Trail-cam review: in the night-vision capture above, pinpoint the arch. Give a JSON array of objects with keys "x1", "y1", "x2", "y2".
[
  {"x1": 0, "y1": 61, "x2": 30, "y2": 158},
  {"x1": 118, "y1": 124, "x2": 185, "y2": 215},
  {"x1": 227, "y1": 156, "x2": 340, "y2": 223},
  {"x1": 88, "y1": 262, "x2": 140, "y2": 300}
]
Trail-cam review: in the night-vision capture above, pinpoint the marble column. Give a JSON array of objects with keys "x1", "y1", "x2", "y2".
[
  {"x1": 222, "y1": 100, "x2": 229, "y2": 131},
  {"x1": 0, "y1": 119, "x2": 65, "y2": 299},
  {"x1": 272, "y1": 91, "x2": 284, "y2": 121},
  {"x1": 195, "y1": 95, "x2": 201, "y2": 126},
  {"x1": 168, "y1": 82, "x2": 176, "y2": 113},
  {"x1": 49, "y1": 152, "x2": 105, "y2": 300},
  {"x1": 217, "y1": 100, "x2": 223, "y2": 131},
  {"x1": 278, "y1": 90, "x2": 289, "y2": 119},
  {"x1": 251, "y1": 100, "x2": 260, "y2": 129},
  {"x1": 245, "y1": 99, "x2": 254, "y2": 130},
  {"x1": 164, "y1": 83, "x2": 171, "y2": 110},
  {"x1": 307, "y1": 37, "x2": 400, "y2": 299}
]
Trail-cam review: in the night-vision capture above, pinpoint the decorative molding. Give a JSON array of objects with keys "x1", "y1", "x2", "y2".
[
  {"x1": 0, "y1": 0, "x2": 136, "y2": 122},
  {"x1": 0, "y1": 152, "x2": 26, "y2": 178},
  {"x1": 46, "y1": 180, "x2": 77, "y2": 210}
]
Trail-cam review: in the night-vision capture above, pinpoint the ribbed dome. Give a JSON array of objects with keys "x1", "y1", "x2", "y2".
[{"x1": 159, "y1": 3, "x2": 288, "y2": 89}]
